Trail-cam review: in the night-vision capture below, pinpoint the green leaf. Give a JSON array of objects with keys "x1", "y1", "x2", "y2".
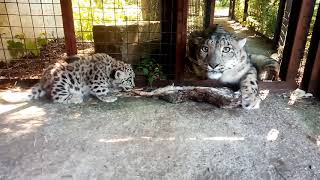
[
  {"x1": 37, "y1": 37, "x2": 48, "y2": 47},
  {"x1": 142, "y1": 68, "x2": 149, "y2": 75},
  {"x1": 7, "y1": 40, "x2": 25, "y2": 58},
  {"x1": 148, "y1": 76, "x2": 155, "y2": 86},
  {"x1": 25, "y1": 39, "x2": 40, "y2": 56}
]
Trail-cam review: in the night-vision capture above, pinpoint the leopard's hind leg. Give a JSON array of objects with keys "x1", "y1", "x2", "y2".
[
  {"x1": 51, "y1": 72, "x2": 87, "y2": 104},
  {"x1": 240, "y1": 67, "x2": 261, "y2": 109}
]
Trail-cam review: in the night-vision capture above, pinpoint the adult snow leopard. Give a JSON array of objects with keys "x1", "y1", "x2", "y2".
[{"x1": 187, "y1": 25, "x2": 280, "y2": 109}]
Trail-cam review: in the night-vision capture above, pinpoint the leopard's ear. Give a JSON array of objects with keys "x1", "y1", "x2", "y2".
[
  {"x1": 237, "y1": 38, "x2": 247, "y2": 48},
  {"x1": 111, "y1": 69, "x2": 125, "y2": 79},
  {"x1": 115, "y1": 70, "x2": 125, "y2": 79},
  {"x1": 192, "y1": 37, "x2": 204, "y2": 45}
]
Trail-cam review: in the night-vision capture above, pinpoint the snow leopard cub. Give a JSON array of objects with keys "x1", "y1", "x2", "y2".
[{"x1": 29, "y1": 53, "x2": 135, "y2": 103}]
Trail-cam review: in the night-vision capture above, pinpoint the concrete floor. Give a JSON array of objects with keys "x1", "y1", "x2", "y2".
[
  {"x1": 1, "y1": 17, "x2": 320, "y2": 180},
  {"x1": 0, "y1": 92, "x2": 320, "y2": 179}
]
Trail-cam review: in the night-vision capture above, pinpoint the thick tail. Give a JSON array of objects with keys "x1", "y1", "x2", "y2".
[
  {"x1": 249, "y1": 54, "x2": 280, "y2": 81},
  {"x1": 28, "y1": 83, "x2": 46, "y2": 100}
]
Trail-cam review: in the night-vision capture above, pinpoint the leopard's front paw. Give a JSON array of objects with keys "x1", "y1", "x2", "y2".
[
  {"x1": 241, "y1": 94, "x2": 261, "y2": 110},
  {"x1": 96, "y1": 95, "x2": 118, "y2": 103}
]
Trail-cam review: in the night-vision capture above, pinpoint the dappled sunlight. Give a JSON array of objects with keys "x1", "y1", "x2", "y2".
[
  {"x1": 288, "y1": 89, "x2": 313, "y2": 105},
  {"x1": 99, "y1": 136, "x2": 245, "y2": 143},
  {"x1": 226, "y1": 20, "x2": 248, "y2": 33},
  {"x1": 0, "y1": 102, "x2": 28, "y2": 115},
  {"x1": 100, "y1": 137, "x2": 134, "y2": 143},
  {"x1": 4, "y1": 106, "x2": 46, "y2": 122},
  {"x1": 316, "y1": 136, "x2": 320, "y2": 147},
  {"x1": 266, "y1": 129, "x2": 279, "y2": 142},
  {"x1": 0, "y1": 89, "x2": 31, "y2": 103},
  {"x1": 198, "y1": 137, "x2": 244, "y2": 141},
  {"x1": 1, "y1": 105, "x2": 46, "y2": 137}
]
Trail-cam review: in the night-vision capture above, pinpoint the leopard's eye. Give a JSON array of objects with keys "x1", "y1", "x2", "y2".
[
  {"x1": 201, "y1": 46, "x2": 208, "y2": 53},
  {"x1": 222, "y1": 47, "x2": 231, "y2": 53}
]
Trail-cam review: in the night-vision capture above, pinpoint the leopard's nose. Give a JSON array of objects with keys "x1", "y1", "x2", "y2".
[{"x1": 208, "y1": 63, "x2": 219, "y2": 70}]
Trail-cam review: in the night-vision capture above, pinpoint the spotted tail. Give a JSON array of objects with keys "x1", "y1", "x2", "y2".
[{"x1": 249, "y1": 54, "x2": 280, "y2": 81}]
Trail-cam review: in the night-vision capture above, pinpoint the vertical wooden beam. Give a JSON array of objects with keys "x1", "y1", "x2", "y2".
[
  {"x1": 273, "y1": 0, "x2": 286, "y2": 48},
  {"x1": 210, "y1": 0, "x2": 215, "y2": 26},
  {"x1": 243, "y1": 0, "x2": 249, "y2": 21},
  {"x1": 279, "y1": 0, "x2": 314, "y2": 84},
  {"x1": 230, "y1": 0, "x2": 236, "y2": 20},
  {"x1": 301, "y1": 5, "x2": 320, "y2": 97},
  {"x1": 160, "y1": 0, "x2": 177, "y2": 79},
  {"x1": 60, "y1": 0, "x2": 77, "y2": 56},
  {"x1": 204, "y1": 0, "x2": 216, "y2": 28},
  {"x1": 175, "y1": 0, "x2": 188, "y2": 82},
  {"x1": 229, "y1": 0, "x2": 233, "y2": 17}
]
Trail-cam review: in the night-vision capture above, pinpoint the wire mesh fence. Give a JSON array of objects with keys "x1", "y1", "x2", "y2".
[
  {"x1": 71, "y1": 0, "x2": 178, "y2": 81},
  {"x1": 0, "y1": 0, "x2": 65, "y2": 79},
  {"x1": 0, "y1": 0, "x2": 207, "y2": 82},
  {"x1": 187, "y1": 0, "x2": 205, "y2": 34}
]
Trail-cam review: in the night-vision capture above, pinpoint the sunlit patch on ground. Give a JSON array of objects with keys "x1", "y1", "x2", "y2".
[
  {"x1": 288, "y1": 88, "x2": 313, "y2": 105},
  {"x1": 0, "y1": 102, "x2": 46, "y2": 137},
  {"x1": 0, "y1": 102, "x2": 28, "y2": 115},
  {"x1": 0, "y1": 89, "x2": 31, "y2": 103},
  {"x1": 98, "y1": 136, "x2": 245, "y2": 143}
]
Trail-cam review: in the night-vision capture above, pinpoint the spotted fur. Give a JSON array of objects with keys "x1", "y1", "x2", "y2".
[
  {"x1": 187, "y1": 25, "x2": 280, "y2": 109},
  {"x1": 187, "y1": 25, "x2": 279, "y2": 81},
  {"x1": 29, "y1": 53, "x2": 135, "y2": 103}
]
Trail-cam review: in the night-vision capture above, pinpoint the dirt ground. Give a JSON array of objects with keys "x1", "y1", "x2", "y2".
[{"x1": 0, "y1": 89, "x2": 320, "y2": 180}]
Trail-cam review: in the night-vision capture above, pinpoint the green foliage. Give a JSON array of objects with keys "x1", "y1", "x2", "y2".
[
  {"x1": 136, "y1": 57, "x2": 164, "y2": 87},
  {"x1": 73, "y1": 0, "x2": 147, "y2": 41},
  {"x1": 216, "y1": 0, "x2": 230, "y2": 7},
  {"x1": 6, "y1": 33, "x2": 49, "y2": 58},
  {"x1": 234, "y1": 0, "x2": 244, "y2": 22},
  {"x1": 234, "y1": 0, "x2": 279, "y2": 39},
  {"x1": 7, "y1": 40, "x2": 25, "y2": 58}
]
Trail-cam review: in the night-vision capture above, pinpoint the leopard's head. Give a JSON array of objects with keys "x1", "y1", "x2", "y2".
[
  {"x1": 205, "y1": 34, "x2": 247, "y2": 80},
  {"x1": 111, "y1": 64, "x2": 135, "y2": 91}
]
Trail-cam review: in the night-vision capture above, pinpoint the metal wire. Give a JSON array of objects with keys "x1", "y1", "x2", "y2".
[
  {"x1": 0, "y1": 0, "x2": 205, "y2": 79},
  {"x1": 0, "y1": 0, "x2": 63, "y2": 79}
]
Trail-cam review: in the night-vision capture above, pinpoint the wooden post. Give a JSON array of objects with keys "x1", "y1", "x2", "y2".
[
  {"x1": 301, "y1": 5, "x2": 320, "y2": 97},
  {"x1": 160, "y1": 0, "x2": 177, "y2": 79},
  {"x1": 175, "y1": 0, "x2": 188, "y2": 82},
  {"x1": 243, "y1": 0, "x2": 249, "y2": 21},
  {"x1": 210, "y1": 0, "x2": 215, "y2": 26},
  {"x1": 230, "y1": 0, "x2": 236, "y2": 20},
  {"x1": 273, "y1": 0, "x2": 286, "y2": 48},
  {"x1": 60, "y1": 0, "x2": 77, "y2": 56},
  {"x1": 229, "y1": 0, "x2": 233, "y2": 17},
  {"x1": 279, "y1": 0, "x2": 315, "y2": 84},
  {"x1": 204, "y1": 0, "x2": 216, "y2": 28}
]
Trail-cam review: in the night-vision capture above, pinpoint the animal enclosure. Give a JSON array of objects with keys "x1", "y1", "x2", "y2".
[{"x1": 0, "y1": 0, "x2": 320, "y2": 96}]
